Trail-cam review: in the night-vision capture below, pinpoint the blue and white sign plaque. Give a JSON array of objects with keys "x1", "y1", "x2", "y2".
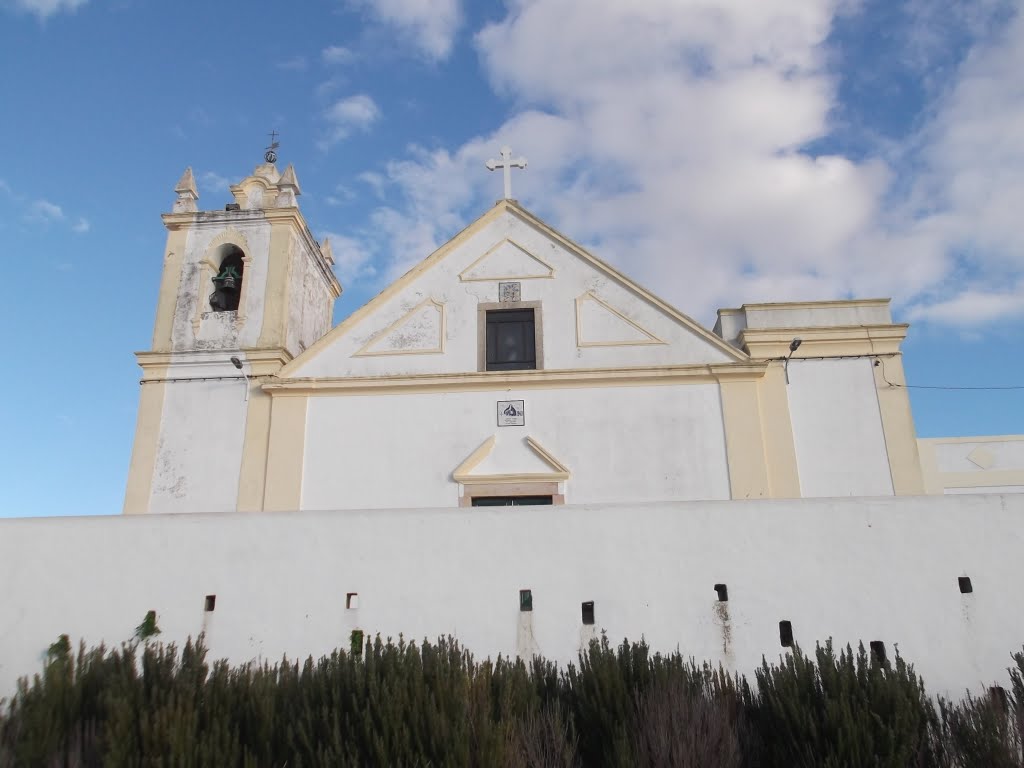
[{"x1": 497, "y1": 400, "x2": 525, "y2": 427}]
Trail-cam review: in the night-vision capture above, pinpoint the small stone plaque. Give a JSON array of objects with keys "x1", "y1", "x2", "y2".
[
  {"x1": 497, "y1": 400, "x2": 525, "y2": 427},
  {"x1": 499, "y1": 281, "x2": 521, "y2": 302}
]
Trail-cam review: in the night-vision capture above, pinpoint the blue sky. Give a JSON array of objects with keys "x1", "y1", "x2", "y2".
[{"x1": 0, "y1": 0, "x2": 1021, "y2": 518}]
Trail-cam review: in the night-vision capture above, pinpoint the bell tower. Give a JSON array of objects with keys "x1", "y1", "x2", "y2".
[{"x1": 123, "y1": 157, "x2": 341, "y2": 515}]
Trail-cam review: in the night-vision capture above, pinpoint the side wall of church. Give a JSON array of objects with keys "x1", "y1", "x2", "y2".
[
  {"x1": 2, "y1": 494, "x2": 1021, "y2": 701},
  {"x1": 786, "y1": 357, "x2": 895, "y2": 497},
  {"x1": 300, "y1": 383, "x2": 732, "y2": 509}
]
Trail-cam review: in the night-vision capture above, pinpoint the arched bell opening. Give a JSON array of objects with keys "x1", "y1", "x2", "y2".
[{"x1": 210, "y1": 245, "x2": 244, "y2": 312}]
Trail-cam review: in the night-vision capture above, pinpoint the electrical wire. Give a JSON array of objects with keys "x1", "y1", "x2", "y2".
[{"x1": 874, "y1": 358, "x2": 1024, "y2": 391}]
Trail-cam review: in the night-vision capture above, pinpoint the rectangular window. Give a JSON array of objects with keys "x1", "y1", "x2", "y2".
[
  {"x1": 486, "y1": 309, "x2": 536, "y2": 370},
  {"x1": 582, "y1": 601, "x2": 595, "y2": 625},
  {"x1": 471, "y1": 496, "x2": 553, "y2": 507},
  {"x1": 779, "y1": 620, "x2": 793, "y2": 647},
  {"x1": 520, "y1": 589, "x2": 533, "y2": 612}
]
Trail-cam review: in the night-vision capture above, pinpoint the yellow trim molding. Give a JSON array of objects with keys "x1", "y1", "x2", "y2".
[
  {"x1": 575, "y1": 291, "x2": 666, "y2": 347},
  {"x1": 353, "y1": 298, "x2": 447, "y2": 357},
  {"x1": 262, "y1": 395, "x2": 308, "y2": 512},
  {"x1": 453, "y1": 435, "x2": 570, "y2": 484},
  {"x1": 718, "y1": 378, "x2": 771, "y2": 499},
  {"x1": 873, "y1": 355, "x2": 924, "y2": 495},
  {"x1": 265, "y1": 362, "x2": 769, "y2": 397},
  {"x1": 458, "y1": 237, "x2": 555, "y2": 281},
  {"x1": 756, "y1": 363, "x2": 802, "y2": 497}
]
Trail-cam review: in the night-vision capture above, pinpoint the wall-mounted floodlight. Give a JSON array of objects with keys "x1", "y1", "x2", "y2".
[
  {"x1": 784, "y1": 338, "x2": 802, "y2": 385},
  {"x1": 230, "y1": 356, "x2": 250, "y2": 401}
]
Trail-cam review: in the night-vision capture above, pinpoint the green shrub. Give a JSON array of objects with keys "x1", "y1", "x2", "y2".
[{"x1": 3, "y1": 633, "x2": 1023, "y2": 767}]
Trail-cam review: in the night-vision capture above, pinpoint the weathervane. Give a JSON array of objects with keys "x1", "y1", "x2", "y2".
[
  {"x1": 265, "y1": 130, "x2": 280, "y2": 164},
  {"x1": 486, "y1": 146, "x2": 527, "y2": 200}
]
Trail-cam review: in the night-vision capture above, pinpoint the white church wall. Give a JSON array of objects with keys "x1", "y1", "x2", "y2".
[
  {"x1": 1, "y1": 494, "x2": 1022, "y2": 701},
  {"x1": 301, "y1": 383, "x2": 731, "y2": 509},
  {"x1": 148, "y1": 357, "x2": 250, "y2": 514},
  {"x1": 786, "y1": 358, "x2": 894, "y2": 497},
  {"x1": 289, "y1": 209, "x2": 735, "y2": 380}
]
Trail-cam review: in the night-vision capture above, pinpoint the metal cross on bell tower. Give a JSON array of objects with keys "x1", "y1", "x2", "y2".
[
  {"x1": 265, "y1": 130, "x2": 280, "y2": 164},
  {"x1": 486, "y1": 146, "x2": 527, "y2": 200}
]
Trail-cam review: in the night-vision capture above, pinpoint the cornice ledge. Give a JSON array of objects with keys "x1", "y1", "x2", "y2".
[
  {"x1": 262, "y1": 362, "x2": 769, "y2": 396},
  {"x1": 136, "y1": 348, "x2": 293, "y2": 372},
  {"x1": 740, "y1": 324, "x2": 908, "y2": 359}
]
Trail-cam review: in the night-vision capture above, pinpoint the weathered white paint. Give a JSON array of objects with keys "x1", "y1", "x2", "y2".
[
  {"x1": 171, "y1": 218, "x2": 272, "y2": 352},
  {"x1": 2, "y1": 494, "x2": 1022, "y2": 701},
  {"x1": 301, "y1": 383, "x2": 731, "y2": 509},
  {"x1": 149, "y1": 354, "x2": 250, "y2": 514},
  {"x1": 787, "y1": 358, "x2": 894, "y2": 497},
  {"x1": 289, "y1": 209, "x2": 735, "y2": 379},
  {"x1": 286, "y1": 231, "x2": 335, "y2": 355}
]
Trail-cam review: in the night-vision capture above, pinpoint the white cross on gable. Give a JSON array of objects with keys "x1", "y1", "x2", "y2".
[{"x1": 485, "y1": 146, "x2": 527, "y2": 200}]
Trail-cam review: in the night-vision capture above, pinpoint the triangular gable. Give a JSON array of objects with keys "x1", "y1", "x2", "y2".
[
  {"x1": 354, "y1": 298, "x2": 445, "y2": 357},
  {"x1": 453, "y1": 435, "x2": 570, "y2": 484},
  {"x1": 458, "y1": 238, "x2": 555, "y2": 281},
  {"x1": 576, "y1": 291, "x2": 664, "y2": 347},
  {"x1": 281, "y1": 200, "x2": 747, "y2": 376}
]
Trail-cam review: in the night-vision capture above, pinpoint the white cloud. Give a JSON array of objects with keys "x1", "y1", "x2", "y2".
[
  {"x1": 28, "y1": 199, "x2": 64, "y2": 222},
  {"x1": 342, "y1": 0, "x2": 1024, "y2": 329},
  {"x1": 357, "y1": 171, "x2": 387, "y2": 198},
  {"x1": 321, "y1": 45, "x2": 353, "y2": 65},
  {"x1": 350, "y1": 0, "x2": 461, "y2": 60},
  {"x1": 200, "y1": 171, "x2": 232, "y2": 194},
  {"x1": 9, "y1": 0, "x2": 85, "y2": 19},
  {"x1": 321, "y1": 94, "x2": 380, "y2": 148},
  {"x1": 71, "y1": 216, "x2": 89, "y2": 233},
  {"x1": 908, "y1": 285, "x2": 1024, "y2": 326},
  {"x1": 322, "y1": 232, "x2": 377, "y2": 282}
]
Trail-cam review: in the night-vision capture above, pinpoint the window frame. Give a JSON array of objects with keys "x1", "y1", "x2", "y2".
[
  {"x1": 460, "y1": 482, "x2": 564, "y2": 507},
  {"x1": 477, "y1": 300, "x2": 544, "y2": 372}
]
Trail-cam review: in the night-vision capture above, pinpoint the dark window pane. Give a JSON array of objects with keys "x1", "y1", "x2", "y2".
[
  {"x1": 471, "y1": 496, "x2": 553, "y2": 506},
  {"x1": 486, "y1": 309, "x2": 536, "y2": 370}
]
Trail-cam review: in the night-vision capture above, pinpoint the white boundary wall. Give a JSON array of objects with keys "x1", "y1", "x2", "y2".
[{"x1": 2, "y1": 494, "x2": 1022, "y2": 699}]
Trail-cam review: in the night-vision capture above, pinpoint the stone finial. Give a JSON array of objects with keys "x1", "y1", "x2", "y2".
[
  {"x1": 276, "y1": 164, "x2": 301, "y2": 207},
  {"x1": 320, "y1": 237, "x2": 335, "y2": 265},
  {"x1": 172, "y1": 167, "x2": 198, "y2": 213},
  {"x1": 279, "y1": 164, "x2": 301, "y2": 193}
]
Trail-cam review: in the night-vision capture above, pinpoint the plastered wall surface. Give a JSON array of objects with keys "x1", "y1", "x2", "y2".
[
  {"x1": 148, "y1": 356, "x2": 250, "y2": 514},
  {"x1": 301, "y1": 383, "x2": 731, "y2": 509},
  {"x1": 1, "y1": 495, "x2": 1022, "y2": 700},
  {"x1": 787, "y1": 358, "x2": 894, "y2": 497},
  {"x1": 171, "y1": 219, "x2": 272, "y2": 351},
  {"x1": 286, "y1": 236, "x2": 334, "y2": 356},
  {"x1": 290, "y1": 209, "x2": 735, "y2": 379}
]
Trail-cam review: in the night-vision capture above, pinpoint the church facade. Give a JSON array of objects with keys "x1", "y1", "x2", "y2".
[
  {"x1": 122, "y1": 160, "x2": 1022, "y2": 516},
  {"x1": 3, "y1": 158, "x2": 1024, "y2": 701}
]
